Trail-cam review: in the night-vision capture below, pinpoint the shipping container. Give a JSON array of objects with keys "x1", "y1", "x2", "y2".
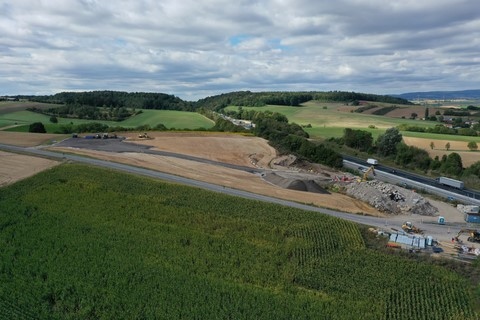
[{"x1": 464, "y1": 213, "x2": 480, "y2": 223}]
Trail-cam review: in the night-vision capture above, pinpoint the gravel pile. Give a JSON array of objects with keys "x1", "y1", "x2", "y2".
[
  {"x1": 344, "y1": 180, "x2": 438, "y2": 216},
  {"x1": 263, "y1": 172, "x2": 330, "y2": 194}
]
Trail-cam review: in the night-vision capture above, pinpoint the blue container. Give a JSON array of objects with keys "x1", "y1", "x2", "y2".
[{"x1": 464, "y1": 213, "x2": 480, "y2": 223}]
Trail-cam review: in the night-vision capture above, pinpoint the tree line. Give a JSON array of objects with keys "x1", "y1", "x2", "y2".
[
  {"x1": 27, "y1": 105, "x2": 135, "y2": 122},
  {"x1": 27, "y1": 91, "x2": 194, "y2": 111},
  {"x1": 398, "y1": 123, "x2": 480, "y2": 137},
  {"x1": 18, "y1": 90, "x2": 412, "y2": 115},
  {"x1": 196, "y1": 90, "x2": 412, "y2": 109}
]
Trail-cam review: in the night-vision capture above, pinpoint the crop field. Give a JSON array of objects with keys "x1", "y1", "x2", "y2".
[
  {"x1": 0, "y1": 164, "x2": 477, "y2": 319},
  {"x1": 120, "y1": 109, "x2": 214, "y2": 129},
  {"x1": 0, "y1": 110, "x2": 120, "y2": 132},
  {"x1": 0, "y1": 105, "x2": 214, "y2": 132}
]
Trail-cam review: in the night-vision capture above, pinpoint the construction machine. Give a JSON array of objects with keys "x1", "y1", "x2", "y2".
[
  {"x1": 359, "y1": 166, "x2": 376, "y2": 182},
  {"x1": 138, "y1": 132, "x2": 149, "y2": 139},
  {"x1": 401, "y1": 221, "x2": 422, "y2": 234},
  {"x1": 455, "y1": 229, "x2": 480, "y2": 243}
]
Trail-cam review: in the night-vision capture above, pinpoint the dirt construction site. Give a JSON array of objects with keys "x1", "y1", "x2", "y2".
[{"x1": 0, "y1": 131, "x2": 477, "y2": 258}]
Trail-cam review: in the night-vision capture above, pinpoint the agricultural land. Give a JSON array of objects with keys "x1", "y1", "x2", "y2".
[
  {"x1": 1, "y1": 94, "x2": 480, "y2": 318},
  {"x1": 225, "y1": 101, "x2": 480, "y2": 167},
  {"x1": 1, "y1": 163, "x2": 479, "y2": 319}
]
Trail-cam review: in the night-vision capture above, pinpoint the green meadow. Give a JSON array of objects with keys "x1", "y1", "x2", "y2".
[
  {"x1": 120, "y1": 109, "x2": 214, "y2": 129},
  {"x1": 0, "y1": 109, "x2": 214, "y2": 133}
]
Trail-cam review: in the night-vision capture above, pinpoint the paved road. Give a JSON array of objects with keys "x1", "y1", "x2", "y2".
[{"x1": 0, "y1": 142, "x2": 466, "y2": 240}]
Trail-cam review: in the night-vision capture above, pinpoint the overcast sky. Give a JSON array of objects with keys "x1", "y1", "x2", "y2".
[{"x1": 1, "y1": 0, "x2": 479, "y2": 100}]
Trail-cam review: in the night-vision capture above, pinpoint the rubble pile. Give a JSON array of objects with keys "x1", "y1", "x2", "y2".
[{"x1": 343, "y1": 180, "x2": 438, "y2": 216}]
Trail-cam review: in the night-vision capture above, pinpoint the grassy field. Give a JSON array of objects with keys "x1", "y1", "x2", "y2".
[
  {"x1": 225, "y1": 102, "x2": 480, "y2": 143},
  {"x1": 0, "y1": 164, "x2": 477, "y2": 319},
  {"x1": 0, "y1": 104, "x2": 214, "y2": 132},
  {"x1": 226, "y1": 102, "x2": 436, "y2": 137},
  {"x1": 120, "y1": 109, "x2": 214, "y2": 129}
]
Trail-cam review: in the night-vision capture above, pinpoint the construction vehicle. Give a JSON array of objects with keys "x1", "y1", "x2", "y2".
[
  {"x1": 138, "y1": 132, "x2": 149, "y2": 139},
  {"x1": 455, "y1": 229, "x2": 480, "y2": 243},
  {"x1": 401, "y1": 221, "x2": 422, "y2": 234},
  {"x1": 359, "y1": 166, "x2": 375, "y2": 182}
]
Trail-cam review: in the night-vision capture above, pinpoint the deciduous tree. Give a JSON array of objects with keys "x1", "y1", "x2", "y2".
[
  {"x1": 376, "y1": 127, "x2": 402, "y2": 157},
  {"x1": 29, "y1": 122, "x2": 46, "y2": 133},
  {"x1": 468, "y1": 141, "x2": 478, "y2": 151}
]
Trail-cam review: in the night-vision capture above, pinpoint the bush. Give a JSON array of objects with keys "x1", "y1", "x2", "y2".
[{"x1": 28, "y1": 122, "x2": 46, "y2": 133}]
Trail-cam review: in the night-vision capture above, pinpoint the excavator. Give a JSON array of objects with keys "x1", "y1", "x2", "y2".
[
  {"x1": 455, "y1": 229, "x2": 480, "y2": 243},
  {"x1": 359, "y1": 166, "x2": 376, "y2": 182},
  {"x1": 401, "y1": 221, "x2": 422, "y2": 234}
]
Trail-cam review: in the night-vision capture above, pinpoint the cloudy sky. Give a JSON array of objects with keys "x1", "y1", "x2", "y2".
[{"x1": 1, "y1": 0, "x2": 479, "y2": 100}]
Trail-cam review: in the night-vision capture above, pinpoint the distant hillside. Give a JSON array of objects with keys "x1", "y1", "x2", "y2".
[
  {"x1": 12, "y1": 90, "x2": 413, "y2": 111},
  {"x1": 195, "y1": 91, "x2": 412, "y2": 110},
  {"x1": 23, "y1": 91, "x2": 195, "y2": 111},
  {"x1": 394, "y1": 89, "x2": 480, "y2": 100}
]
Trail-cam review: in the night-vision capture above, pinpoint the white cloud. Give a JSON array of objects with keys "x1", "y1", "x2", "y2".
[{"x1": 1, "y1": 0, "x2": 479, "y2": 99}]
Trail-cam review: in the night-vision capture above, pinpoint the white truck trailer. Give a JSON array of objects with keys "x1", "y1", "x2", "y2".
[
  {"x1": 366, "y1": 158, "x2": 378, "y2": 165},
  {"x1": 435, "y1": 176, "x2": 464, "y2": 189}
]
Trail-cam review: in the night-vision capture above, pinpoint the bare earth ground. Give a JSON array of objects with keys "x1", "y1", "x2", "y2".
[
  {"x1": 48, "y1": 132, "x2": 382, "y2": 215},
  {"x1": 0, "y1": 131, "x2": 64, "y2": 147},
  {"x1": 0, "y1": 131, "x2": 62, "y2": 187},
  {"x1": 0, "y1": 151, "x2": 59, "y2": 187},
  {"x1": 0, "y1": 131, "x2": 466, "y2": 222}
]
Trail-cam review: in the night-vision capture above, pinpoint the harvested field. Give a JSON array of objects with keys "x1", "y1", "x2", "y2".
[
  {"x1": 122, "y1": 131, "x2": 277, "y2": 168},
  {"x1": 403, "y1": 137, "x2": 479, "y2": 167},
  {"x1": 0, "y1": 131, "x2": 64, "y2": 147},
  {"x1": 0, "y1": 151, "x2": 59, "y2": 187},
  {"x1": 50, "y1": 133, "x2": 382, "y2": 215}
]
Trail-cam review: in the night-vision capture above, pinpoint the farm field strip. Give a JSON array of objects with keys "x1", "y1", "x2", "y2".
[{"x1": 0, "y1": 108, "x2": 215, "y2": 132}]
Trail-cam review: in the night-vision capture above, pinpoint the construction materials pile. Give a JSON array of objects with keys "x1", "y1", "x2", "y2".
[{"x1": 343, "y1": 180, "x2": 438, "y2": 216}]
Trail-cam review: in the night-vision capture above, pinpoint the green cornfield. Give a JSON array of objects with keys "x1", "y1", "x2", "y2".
[{"x1": 0, "y1": 164, "x2": 477, "y2": 319}]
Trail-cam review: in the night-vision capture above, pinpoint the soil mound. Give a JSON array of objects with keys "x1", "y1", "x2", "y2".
[{"x1": 263, "y1": 172, "x2": 330, "y2": 194}]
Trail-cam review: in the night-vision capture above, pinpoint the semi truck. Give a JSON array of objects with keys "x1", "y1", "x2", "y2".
[
  {"x1": 366, "y1": 158, "x2": 378, "y2": 165},
  {"x1": 435, "y1": 176, "x2": 464, "y2": 189}
]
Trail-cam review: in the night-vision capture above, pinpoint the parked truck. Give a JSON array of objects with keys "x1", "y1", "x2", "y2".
[
  {"x1": 435, "y1": 176, "x2": 464, "y2": 189},
  {"x1": 367, "y1": 158, "x2": 378, "y2": 166}
]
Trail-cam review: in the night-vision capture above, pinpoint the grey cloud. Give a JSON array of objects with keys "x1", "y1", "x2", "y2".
[{"x1": 0, "y1": 0, "x2": 479, "y2": 100}]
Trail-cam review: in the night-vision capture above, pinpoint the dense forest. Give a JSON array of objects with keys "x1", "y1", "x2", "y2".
[
  {"x1": 195, "y1": 90, "x2": 413, "y2": 109},
  {"x1": 26, "y1": 91, "x2": 195, "y2": 111}
]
